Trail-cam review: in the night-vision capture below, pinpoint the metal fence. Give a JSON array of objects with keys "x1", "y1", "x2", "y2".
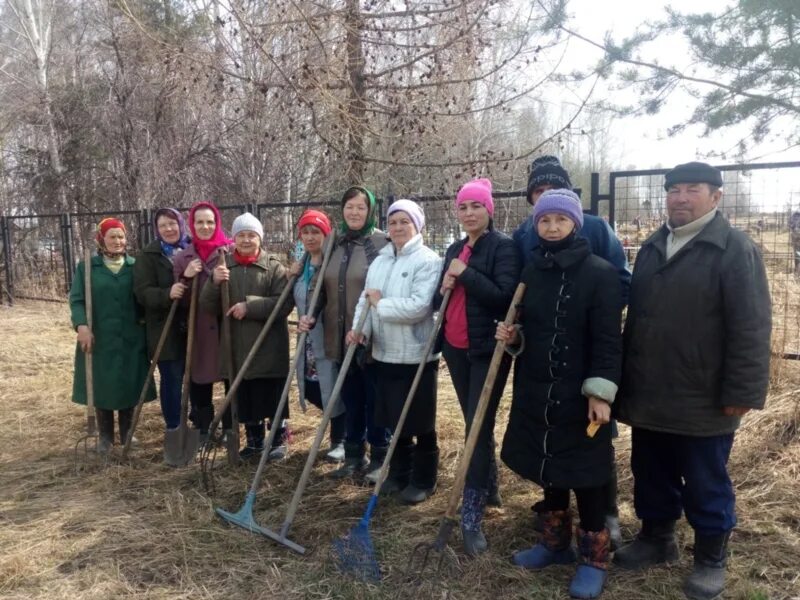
[{"x1": 3, "y1": 161, "x2": 800, "y2": 358}]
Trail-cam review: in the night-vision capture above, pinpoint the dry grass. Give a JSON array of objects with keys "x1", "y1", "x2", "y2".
[{"x1": 1, "y1": 301, "x2": 799, "y2": 599}]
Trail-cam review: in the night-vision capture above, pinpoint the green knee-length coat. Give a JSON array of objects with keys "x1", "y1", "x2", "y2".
[{"x1": 69, "y1": 255, "x2": 155, "y2": 410}]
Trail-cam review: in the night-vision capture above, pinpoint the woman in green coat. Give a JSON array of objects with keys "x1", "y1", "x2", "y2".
[{"x1": 70, "y1": 217, "x2": 154, "y2": 453}]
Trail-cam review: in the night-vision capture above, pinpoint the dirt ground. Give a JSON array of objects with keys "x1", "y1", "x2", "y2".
[{"x1": 1, "y1": 301, "x2": 799, "y2": 600}]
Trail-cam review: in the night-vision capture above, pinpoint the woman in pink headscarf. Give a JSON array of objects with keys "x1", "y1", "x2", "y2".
[{"x1": 173, "y1": 202, "x2": 233, "y2": 442}]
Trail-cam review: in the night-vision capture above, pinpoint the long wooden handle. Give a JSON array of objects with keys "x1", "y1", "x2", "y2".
[
  {"x1": 444, "y1": 282, "x2": 526, "y2": 520},
  {"x1": 178, "y1": 277, "x2": 199, "y2": 450},
  {"x1": 245, "y1": 236, "x2": 334, "y2": 498},
  {"x1": 122, "y1": 298, "x2": 180, "y2": 457},
  {"x1": 373, "y1": 288, "x2": 452, "y2": 496},
  {"x1": 279, "y1": 296, "x2": 371, "y2": 538},
  {"x1": 84, "y1": 247, "x2": 95, "y2": 434},
  {"x1": 205, "y1": 262, "x2": 300, "y2": 440},
  {"x1": 218, "y1": 251, "x2": 239, "y2": 434}
]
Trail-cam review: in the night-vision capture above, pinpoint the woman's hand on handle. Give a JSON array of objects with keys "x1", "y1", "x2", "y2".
[
  {"x1": 183, "y1": 258, "x2": 203, "y2": 279},
  {"x1": 77, "y1": 325, "x2": 94, "y2": 353}
]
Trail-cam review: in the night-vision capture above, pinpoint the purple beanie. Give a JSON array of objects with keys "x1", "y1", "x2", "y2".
[
  {"x1": 387, "y1": 199, "x2": 425, "y2": 232},
  {"x1": 456, "y1": 178, "x2": 494, "y2": 216},
  {"x1": 533, "y1": 189, "x2": 584, "y2": 230}
]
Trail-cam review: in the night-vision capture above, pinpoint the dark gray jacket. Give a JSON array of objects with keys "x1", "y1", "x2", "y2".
[{"x1": 616, "y1": 211, "x2": 771, "y2": 436}]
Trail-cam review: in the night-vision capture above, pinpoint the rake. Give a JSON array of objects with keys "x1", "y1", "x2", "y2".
[
  {"x1": 216, "y1": 298, "x2": 370, "y2": 553},
  {"x1": 332, "y1": 289, "x2": 452, "y2": 582},
  {"x1": 215, "y1": 236, "x2": 335, "y2": 532},
  {"x1": 199, "y1": 254, "x2": 303, "y2": 492},
  {"x1": 407, "y1": 282, "x2": 526, "y2": 579},
  {"x1": 121, "y1": 298, "x2": 180, "y2": 459},
  {"x1": 74, "y1": 247, "x2": 98, "y2": 463}
]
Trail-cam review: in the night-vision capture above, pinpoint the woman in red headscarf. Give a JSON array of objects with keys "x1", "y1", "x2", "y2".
[
  {"x1": 69, "y1": 218, "x2": 154, "y2": 454},
  {"x1": 172, "y1": 202, "x2": 234, "y2": 442}
]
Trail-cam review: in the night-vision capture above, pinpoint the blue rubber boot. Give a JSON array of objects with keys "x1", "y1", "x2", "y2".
[
  {"x1": 569, "y1": 527, "x2": 610, "y2": 599},
  {"x1": 513, "y1": 510, "x2": 576, "y2": 569}
]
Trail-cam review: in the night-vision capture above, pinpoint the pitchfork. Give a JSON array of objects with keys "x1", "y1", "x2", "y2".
[{"x1": 407, "y1": 282, "x2": 526, "y2": 578}]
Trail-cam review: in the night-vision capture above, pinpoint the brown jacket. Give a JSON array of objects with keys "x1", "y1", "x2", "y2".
[
  {"x1": 200, "y1": 250, "x2": 293, "y2": 380},
  {"x1": 317, "y1": 231, "x2": 389, "y2": 362}
]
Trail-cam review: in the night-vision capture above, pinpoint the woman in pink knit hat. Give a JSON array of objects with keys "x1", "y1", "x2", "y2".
[{"x1": 433, "y1": 177, "x2": 521, "y2": 556}]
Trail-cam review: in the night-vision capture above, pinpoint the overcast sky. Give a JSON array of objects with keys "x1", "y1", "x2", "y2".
[{"x1": 554, "y1": 0, "x2": 797, "y2": 171}]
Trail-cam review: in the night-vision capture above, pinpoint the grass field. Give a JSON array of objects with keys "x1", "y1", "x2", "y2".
[{"x1": 1, "y1": 301, "x2": 799, "y2": 599}]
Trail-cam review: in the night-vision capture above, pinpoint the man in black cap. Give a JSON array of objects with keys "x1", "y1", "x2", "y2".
[
  {"x1": 614, "y1": 161, "x2": 772, "y2": 600},
  {"x1": 513, "y1": 155, "x2": 631, "y2": 301}
]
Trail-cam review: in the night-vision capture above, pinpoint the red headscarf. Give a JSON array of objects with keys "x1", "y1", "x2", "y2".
[
  {"x1": 95, "y1": 217, "x2": 127, "y2": 258},
  {"x1": 188, "y1": 201, "x2": 232, "y2": 262}
]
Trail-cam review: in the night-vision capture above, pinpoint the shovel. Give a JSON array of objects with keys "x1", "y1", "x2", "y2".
[
  {"x1": 121, "y1": 298, "x2": 180, "y2": 459},
  {"x1": 164, "y1": 277, "x2": 201, "y2": 466},
  {"x1": 200, "y1": 257, "x2": 303, "y2": 491},
  {"x1": 74, "y1": 247, "x2": 98, "y2": 462},
  {"x1": 216, "y1": 296, "x2": 370, "y2": 554},
  {"x1": 407, "y1": 282, "x2": 526, "y2": 578},
  {"x1": 333, "y1": 289, "x2": 453, "y2": 582}
]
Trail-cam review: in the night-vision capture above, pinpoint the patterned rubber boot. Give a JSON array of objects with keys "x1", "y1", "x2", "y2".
[
  {"x1": 569, "y1": 527, "x2": 610, "y2": 599},
  {"x1": 513, "y1": 510, "x2": 576, "y2": 569},
  {"x1": 461, "y1": 487, "x2": 489, "y2": 557}
]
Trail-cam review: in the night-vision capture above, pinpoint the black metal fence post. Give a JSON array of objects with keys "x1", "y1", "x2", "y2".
[
  {"x1": 60, "y1": 213, "x2": 74, "y2": 293},
  {"x1": 1, "y1": 216, "x2": 14, "y2": 305}
]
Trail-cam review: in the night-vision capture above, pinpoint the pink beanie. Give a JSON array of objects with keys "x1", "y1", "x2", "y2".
[{"x1": 456, "y1": 178, "x2": 494, "y2": 216}]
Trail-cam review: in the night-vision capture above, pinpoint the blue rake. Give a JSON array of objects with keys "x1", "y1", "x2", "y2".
[
  {"x1": 216, "y1": 491, "x2": 306, "y2": 554},
  {"x1": 332, "y1": 290, "x2": 453, "y2": 583}
]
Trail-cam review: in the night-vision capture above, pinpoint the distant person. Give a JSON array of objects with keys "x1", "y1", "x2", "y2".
[
  {"x1": 513, "y1": 155, "x2": 630, "y2": 546},
  {"x1": 614, "y1": 162, "x2": 771, "y2": 600}
]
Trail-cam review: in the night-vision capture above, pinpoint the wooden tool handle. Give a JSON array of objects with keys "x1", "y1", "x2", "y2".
[
  {"x1": 178, "y1": 277, "x2": 199, "y2": 449},
  {"x1": 444, "y1": 282, "x2": 526, "y2": 519},
  {"x1": 83, "y1": 247, "x2": 95, "y2": 433}
]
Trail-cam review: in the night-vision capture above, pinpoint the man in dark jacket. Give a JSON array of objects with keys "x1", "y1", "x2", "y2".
[{"x1": 614, "y1": 162, "x2": 772, "y2": 600}]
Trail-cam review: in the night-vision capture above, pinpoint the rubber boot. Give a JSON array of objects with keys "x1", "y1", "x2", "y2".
[
  {"x1": 513, "y1": 510, "x2": 576, "y2": 569},
  {"x1": 461, "y1": 487, "x2": 489, "y2": 557},
  {"x1": 379, "y1": 439, "x2": 414, "y2": 495},
  {"x1": 329, "y1": 442, "x2": 368, "y2": 479},
  {"x1": 325, "y1": 413, "x2": 346, "y2": 463},
  {"x1": 95, "y1": 408, "x2": 114, "y2": 454},
  {"x1": 614, "y1": 519, "x2": 679, "y2": 570},
  {"x1": 487, "y1": 459, "x2": 502, "y2": 507},
  {"x1": 400, "y1": 447, "x2": 439, "y2": 504},
  {"x1": 682, "y1": 531, "x2": 730, "y2": 600},
  {"x1": 364, "y1": 444, "x2": 389, "y2": 484},
  {"x1": 239, "y1": 421, "x2": 265, "y2": 460},
  {"x1": 117, "y1": 407, "x2": 136, "y2": 447},
  {"x1": 569, "y1": 527, "x2": 610, "y2": 599}
]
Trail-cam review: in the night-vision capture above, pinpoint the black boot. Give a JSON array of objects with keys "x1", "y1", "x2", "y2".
[
  {"x1": 239, "y1": 421, "x2": 265, "y2": 460},
  {"x1": 683, "y1": 531, "x2": 730, "y2": 600},
  {"x1": 364, "y1": 444, "x2": 389, "y2": 484},
  {"x1": 605, "y1": 461, "x2": 621, "y2": 550},
  {"x1": 614, "y1": 519, "x2": 680, "y2": 570},
  {"x1": 95, "y1": 408, "x2": 114, "y2": 454},
  {"x1": 117, "y1": 407, "x2": 136, "y2": 446},
  {"x1": 379, "y1": 439, "x2": 414, "y2": 495},
  {"x1": 329, "y1": 442, "x2": 368, "y2": 479},
  {"x1": 196, "y1": 405, "x2": 215, "y2": 444},
  {"x1": 400, "y1": 447, "x2": 439, "y2": 504},
  {"x1": 487, "y1": 458, "x2": 502, "y2": 507}
]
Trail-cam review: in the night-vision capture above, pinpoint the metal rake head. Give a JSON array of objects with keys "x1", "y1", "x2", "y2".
[
  {"x1": 199, "y1": 430, "x2": 224, "y2": 494},
  {"x1": 73, "y1": 431, "x2": 106, "y2": 472},
  {"x1": 332, "y1": 523, "x2": 381, "y2": 583},
  {"x1": 406, "y1": 519, "x2": 460, "y2": 580}
]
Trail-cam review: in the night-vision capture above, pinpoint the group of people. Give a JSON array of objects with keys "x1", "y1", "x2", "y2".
[{"x1": 68, "y1": 157, "x2": 771, "y2": 600}]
